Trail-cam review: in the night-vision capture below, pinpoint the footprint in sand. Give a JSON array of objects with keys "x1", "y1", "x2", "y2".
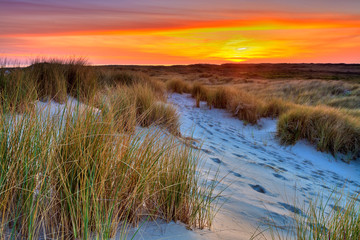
[
  {"x1": 278, "y1": 202, "x2": 306, "y2": 216},
  {"x1": 229, "y1": 170, "x2": 242, "y2": 178},
  {"x1": 249, "y1": 184, "x2": 267, "y2": 194},
  {"x1": 273, "y1": 173, "x2": 287, "y2": 181},
  {"x1": 210, "y1": 157, "x2": 225, "y2": 165},
  {"x1": 201, "y1": 149, "x2": 213, "y2": 155},
  {"x1": 232, "y1": 153, "x2": 249, "y2": 159}
]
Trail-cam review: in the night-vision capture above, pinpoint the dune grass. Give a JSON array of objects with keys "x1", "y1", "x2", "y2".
[
  {"x1": 28, "y1": 58, "x2": 98, "y2": 102},
  {"x1": 100, "y1": 69, "x2": 166, "y2": 98},
  {"x1": 252, "y1": 191, "x2": 360, "y2": 240},
  {"x1": 0, "y1": 60, "x2": 221, "y2": 239},
  {"x1": 0, "y1": 68, "x2": 38, "y2": 112},
  {"x1": 0, "y1": 93, "x2": 218, "y2": 240},
  {"x1": 166, "y1": 79, "x2": 360, "y2": 158},
  {"x1": 166, "y1": 79, "x2": 191, "y2": 94},
  {"x1": 98, "y1": 83, "x2": 180, "y2": 135},
  {"x1": 277, "y1": 105, "x2": 360, "y2": 159}
]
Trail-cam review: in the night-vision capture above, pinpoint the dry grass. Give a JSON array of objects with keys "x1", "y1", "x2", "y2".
[
  {"x1": 277, "y1": 105, "x2": 360, "y2": 158},
  {"x1": 27, "y1": 58, "x2": 98, "y2": 102},
  {"x1": 225, "y1": 89, "x2": 262, "y2": 124},
  {"x1": 97, "y1": 83, "x2": 180, "y2": 137},
  {"x1": 0, "y1": 69, "x2": 38, "y2": 112},
  {"x1": 238, "y1": 79, "x2": 360, "y2": 110},
  {"x1": 259, "y1": 98, "x2": 294, "y2": 118},
  {"x1": 0, "y1": 60, "x2": 223, "y2": 238},
  {"x1": 191, "y1": 82, "x2": 208, "y2": 100},
  {"x1": 0, "y1": 85, "x2": 219, "y2": 239},
  {"x1": 166, "y1": 79, "x2": 191, "y2": 94},
  {"x1": 166, "y1": 79, "x2": 360, "y2": 157},
  {"x1": 253, "y1": 192, "x2": 360, "y2": 240}
]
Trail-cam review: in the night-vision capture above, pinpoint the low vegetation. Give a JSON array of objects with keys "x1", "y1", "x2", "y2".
[
  {"x1": 0, "y1": 59, "x2": 220, "y2": 239},
  {"x1": 98, "y1": 83, "x2": 180, "y2": 135},
  {"x1": 166, "y1": 78, "x2": 360, "y2": 159},
  {"x1": 253, "y1": 192, "x2": 360, "y2": 240},
  {"x1": 166, "y1": 78, "x2": 191, "y2": 94},
  {"x1": 277, "y1": 105, "x2": 360, "y2": 158}
]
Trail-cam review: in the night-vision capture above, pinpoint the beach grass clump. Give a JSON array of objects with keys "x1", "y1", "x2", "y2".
[
  {"x1": 97, "y1": 83, "x2": 180, "y2": 135},
  {"x1": 277, "y1": 105, "x2": 360, "y2": 158},
  {"x1": 191, "y1": 82, "x2": 208, "y2": 101},
  {"x1": 253, "y1": 192, "x2": 360, "y2": 240},
  {"x1": 0, "y1": 97, "x2": 218, "y2": 239},
  {"x1": 26, "y1": 58, "x2": 98, "y2": 103},
  {"x1": 0, "y1": 109, "x2": 58, "y2": 239},
  {"x1": 147, "y1": 101, "x2": 180, "y2": 136},
  {"x1": 129, "y1": 84, "x2": 180, "y2": 135},
  {"x1": 97, "y1": 85, "x2": 137, "y2": 133},
  {"x1": 100, "y1": 70, "x2": 166, "y2": 98},
  {"x1": 0, "y1": 68, "x2": 38, "y2": 111},
  {"x1": 210, "y1": 86, "x2": 237, "y2": 109},
  {"x1": 64, "y1": 58, "x2": 98, "y2": 101},
  {"x1": 26, "y1": 60, "x2": 68, "y2": 103},
  {"x1": 260, "y1": 98, "x2": 294, "y2": 118},
  {"x1": 226, "y1": 89, "x2": 263, "y2": 124},
  {"x1": 191, "y1": 83, "x2": 208, "y2": 107},
  {"x1": 294, "y1": 193, "x2": 360, "y2": 240},
  {"x1": 166, "y1": 79, "x2": 191, "y2": 94}
]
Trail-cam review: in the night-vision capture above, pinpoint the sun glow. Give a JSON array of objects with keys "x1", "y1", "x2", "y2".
[{"x1": 1, "y1": 10, "x2": 359, "y2": 64}]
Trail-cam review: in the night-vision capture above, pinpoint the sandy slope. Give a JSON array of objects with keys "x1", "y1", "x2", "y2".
[{"x1": 128, "y1": 93, "x2": 360, "y2": 240}]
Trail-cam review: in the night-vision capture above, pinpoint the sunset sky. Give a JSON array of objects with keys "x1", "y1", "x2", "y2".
[{"x1": 1, "y1": 0, "x2": 359, "y2": 65}]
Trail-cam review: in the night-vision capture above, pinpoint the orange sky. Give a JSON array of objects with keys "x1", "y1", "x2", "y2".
[{"x1": 1, "y1": 0, "x2": 359, "y2": 65}]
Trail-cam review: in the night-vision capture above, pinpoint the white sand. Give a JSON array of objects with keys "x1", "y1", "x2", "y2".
[
  {"x1": 33, "y1": 94, "x2": 360, "y2": 239},
  {"x1": 128, "y1": 93, "x2": 360, "y2": 240}
]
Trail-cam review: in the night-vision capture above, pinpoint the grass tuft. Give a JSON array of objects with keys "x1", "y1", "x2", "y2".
[
  {"x1": 277, "y1": 105, "x2": 360, "y2": 158},
  {"x1": 166, "y1": 79, "x2": 191, "y2": 94}
]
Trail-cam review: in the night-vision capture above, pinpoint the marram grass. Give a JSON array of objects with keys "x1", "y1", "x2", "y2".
[
  {"x1": 0, "y1": 62, "x2": 220, "y2": 239},
  {"x1": 252, "y1": 191, "x2": 360, "y2": 240},
  {"x1": 167, "y1": 79, "x2": 360, "y2": 158}
]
